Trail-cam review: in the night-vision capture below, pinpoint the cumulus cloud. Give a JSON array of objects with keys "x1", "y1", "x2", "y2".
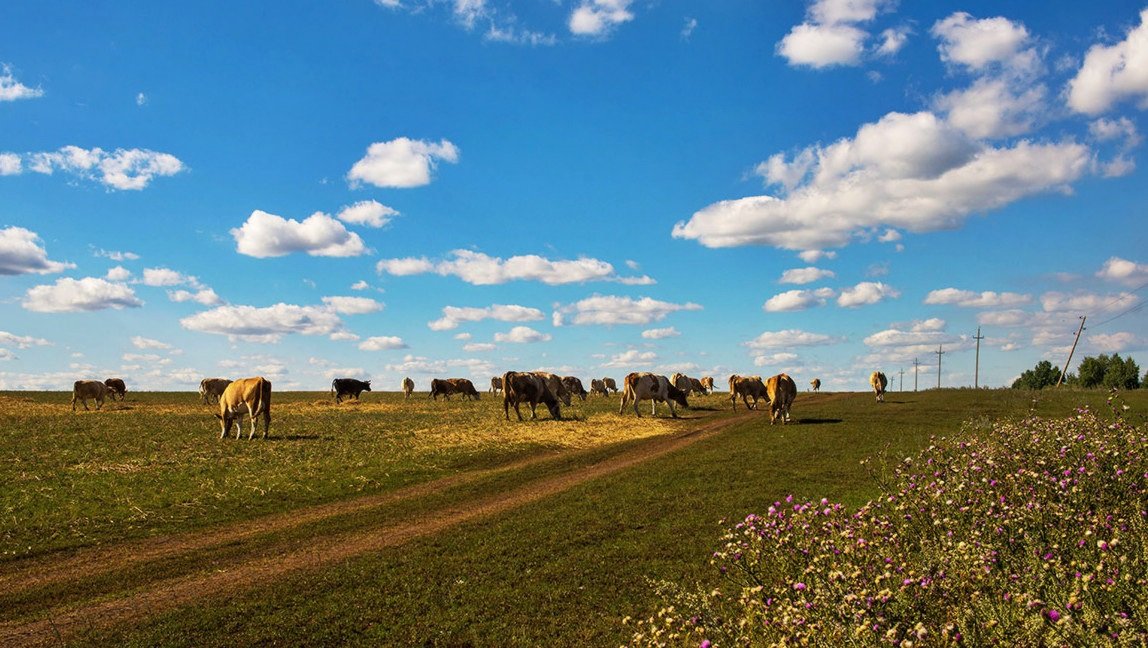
[
  {"x1": 641, "y1": 327, "x2": 680, "y2": 339},
  {"x1": 1041, "y1": 291, "x2": 1137, "y2": 313},
  {"x1": 934, "y1": 77, "x2": 1047, "y2": 139},
  {"x1": 931, "y1": 12, "x2": 1038, "y2": 74},
  {"x1": 8, "y1": 145, "x2": 185, "y2": 190},
  {"x1": 674, "y1": 111, "x2": 1089, "y2": 252},
  {"x1": 383, "y1": 354, "x2": 495, "y2": 378},
  {"x1": 837, "y1": 281, "x2": 899, "y2": 308},
  {"x1": 977, "y1": 309, "x2": 1030, "y2": 327},
  {"x1": 0, "y1": 330, "x2": 51, "y2": 349},
  {"x1": 23, "y1": 277, "x2": 143, "y2": 312},
  {"x1": 776, "y1": 0, "x2": 899, "y2": 68},
  {"x1": 924, "y1": 288, "x2": 1032, "y2": 308},
  {"x1": 93, "y1": 248, "x2": 140, "y2": 262},
  {"x1": 321, "y1": 296, "x2": 384, "y2": 315},
  {"x1": 779, "y1": 266, "x2": 836, "y2": 285},
  {"x1": 337, "y1": 200, "x2": 399, "y2": 228},
  {"x1": 232, "y1": 210, "x2": 369, "y2": 258},
  {"x1": 1067, "y1": 9, "x2": 1148, "y2": 115},
  {"x1": 552, "y1": 295, "x2": 702, "y2": 326},
  {"x1": 602, "y1": 348, "x2": 658, "y2": 368},
  {"x1": 377, "y1": 249, "x2": 650, "y2": 285},
  {"x1": 1090, "y1": 331, "x2": 1142, "y2": 353},
  {"x1": 180, "y1": 303, "x2": 346, "y2": 343},
  {"x1": 359, "y1": 336, "x2": 409, "y2": 351},
  {"x1": 168, "y1": 288, "x2": 223, "y2": 306},
  {"x1": 347, "y1": 137, "x2": 459, "y2": 188},
  {"x1": 0, "y1": 65, "x2": 43, "y2": 101},
  {"x1": 464, "y1": 342, "x2": 496, "y2": 352},
  {"x1": 1096, "y1": 256, "x2": 1148, "y2": 286},
  {"x1": 142, "y1": 267, "x2": 201, "y2": 288},
  {"x1": 569, "y1": 0, "x2": 634, "y2": 37},
  {"x1": 744, "y1": 329, "x2": 841, "y2": 350},
  {"x1": 428, "y1": 304, "x2": 544, "y2": 331},
  {"x1": 0, "y1": 226, "x2": 75, "y2": 275},
  {"x1": 494, "y1": 326, "x2": 552, "y2": 343},
  {"x1": 763, "y1": 288, "x2": 836, "y2": 312},
  {"x1": 754, "y1": 352, "x2": 799, "y2": 367},
  {"x1": 131, "y1": 336, "x2": 171, "y2": 350}
]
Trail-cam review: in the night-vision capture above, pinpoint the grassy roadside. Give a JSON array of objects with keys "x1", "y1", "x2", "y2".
[{"x1": 60, "y1": 388, "x2": 1146, "y2": 647}]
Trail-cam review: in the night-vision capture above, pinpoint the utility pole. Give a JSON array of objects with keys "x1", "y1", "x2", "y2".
[
  {"x1": 899, "y1": 368, "x2": 904, "y2": 392},
  {"x1": 1055, "y1": 316, "x2": 1087, "y2": 387},
  {"x1": 973, "y1": 327, "x2": 985, "y2": 388},
  {"x1": 913, "y1": 357, "x2": 920, "y2": 391},
  {"x1": 935, "y1": 345, "x2": 945, "y2": 389}
]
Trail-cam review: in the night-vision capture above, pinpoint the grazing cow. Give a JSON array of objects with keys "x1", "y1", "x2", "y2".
[
  {"x1": 689, "y1": 377, "x2": 707, "y2": 395},
  {"x1": 216, "y1": 376, "x2": 271, "y2": 440},
  {"x1": 561, "y1": 376, "x2": 588, "y2": 401},
  {"x1": 332, "y1": 378, "x2": 371, "y2": 403},
  {"x1": 871, "y1": 371, "x2": 888, "y2": 402},
  {"x1": 71, "y1": 380, "x2": 108, "y2": 411},
  {"x1": 589, "y1": 378, "x2": 609, "y2": 397},
  {"x1": 729, "y1": 375, "x2": 768, "y2": 411},
  {"x1": 200, "y1": 378, "x2": 232, "y2": 405},
  {"x1": 401, "y1": 377, "x2": 414, "y2": 399},
  {"x1": 431, "y1": 378, "x2": 480, "y2": 400},
  {"x1": 619, "y1": 372, "x2": 689, "y2": 418},
  {"x1": 810, "y1": 378, "x2": 821, "y2": 392},
  {"x1": 489, "y1": 376, "x2": 503, "y2": 394},
  {"x1": 103, "y1": 378, "x2": 126, "y2": 401},
  {"x1": 502, "y1": 371, "x2": 561, "y2": 421},
  {"x1": 700, "y1": 376, "x2": 715, "y2": 394},
  {"x1": 602, "y1": 377, "x2": 618, "y2": 393},
  {"x1": 671, "y1": 372, "x2": 692, "y2": 395},
  {"x1": 766, "y1": 373, "x2": 797, "y2": 425},
  {"x1": 531, "y1": 372, "x2": 571, "y2": 406}
]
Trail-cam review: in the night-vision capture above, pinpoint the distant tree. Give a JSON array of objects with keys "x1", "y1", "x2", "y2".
[
  {"x1": 1104, "y1": 354, "x2": 1141, "y2": 390},
  {"x1": 1076, "y1": 355, "x2": 1109, "y2": 388},
  {"x1": 1011, "y1": 360, "x2": 1061, "y2": 390}
]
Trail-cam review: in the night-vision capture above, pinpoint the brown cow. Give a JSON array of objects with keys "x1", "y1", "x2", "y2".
[
  {"x1": 670, "y1": 372, "x2": 692, "y2": 395},
  {"x1": 216, "y1": 376, "x2": 271, "y2": 440},
  {"x1": 561, "y1": 376, "x2": 588, "y2": 401},
  {"x1": 689, "y1": 377, "x2": 707, "y2": 395},
  {"x1": 602, "y1": 377, "x2": 618, "y2": 393},
  {"x1": 619, "y1": 372, "x2": 689, "y2": 418},
  {"x1": 589, "y1": 378, "x2": 609, "y2": 397},
  {"x1": 489, "y1": 376, "x2": 503, "y2": 394},
  {"x1": 871, "y1": 371, "x2": 888, "y2": 402},
  {"x1": 766, "y1": 373, "x2": 797, "y2": 425},
  {"x1": 71, "y1": 380, "x2": 108, "y2": 411},
  {"x1": 810, "y1": 378, "x2": 821, "y2": 392},
  {"x1": 700, "y1": 376, "x2": 715, "y2": 393},
  {"x1": 431, "y1": 378, "x2": 480, "y2": 400},
  {"x1": 502, "y1": 371, "x2": 561, "y2": 421},
  {"x1": 200, "y1": 378, "x2": 232, "y2": 405},
  {"x1": 532, "y1": 372, "x2": 571, "y2": 406},
  {"x1": 729, "y1": 374, "x2": 768, "y2": 411},
  {"x1": 103, "y1": 378, "x2": 126, "y2": 401},
  {"x1": 402, "y1": 377, "x2": 414, "y2": 399}
]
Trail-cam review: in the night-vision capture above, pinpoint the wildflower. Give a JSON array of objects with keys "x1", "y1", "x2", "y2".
[
  {"x1": 1047, "y1": 609, "x2": 1061, "y2": 622},
  {"x1": 793, "y1": 582, "x2": 807, "y2": 591},
  {"x1": 700, "y1": 641, "x2": 712, "y2": 648}
]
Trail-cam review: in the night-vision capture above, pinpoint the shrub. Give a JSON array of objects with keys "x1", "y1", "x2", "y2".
[{"x1": 627, "y1": 394, "x2": 1148, "y2": 646}]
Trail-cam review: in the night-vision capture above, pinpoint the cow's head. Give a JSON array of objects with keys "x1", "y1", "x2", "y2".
[
  {"x1": 667, "y1": 384, "x2": 690, "y2": 409},
  {"x1": 543, "y1": 397, "x2": 561, "y2": 420},
  {"x1": 363, "y1": 380, "x2": 372, "y2": 391}
]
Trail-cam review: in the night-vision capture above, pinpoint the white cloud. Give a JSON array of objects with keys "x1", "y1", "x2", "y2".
[
  {"x1": 337, "y1": 200, "x2": 399, "y2": 228},
  {"x1": 569, "y1": 0, "x2": 634, "y2": 37},
  {"x1": 602, "y1": 348, "x2": 657, "y2": 368},
  {"x1": 321, "y1": 296, "x2": 384, "y2": 315},
  {"x1": 682, "y1": 17, "x2": 698, "y2": 40},
  {"x1": 359, "y1": 336, "x2": 409, "y2": 351},
  {"x1": 674, "y1": 111, "x2": 1090, "y2": 251},
  {"x1": 754, "y1": 352, "x2": 799, "y2": 367},
  {"x1": 105, "y1": 266, "x2": 132, "y2": 282},
  {"x1": 0, "y1": 64, "x2": 43, "y2": 101},
  {"x1": 931, "y1": 12, "x2": 1037, "y2": 74},
  {"x1": 1096, "y1": 256, "x2": 1148, "y2": 286},
  {"x1": 131, "y1": 336, "x2": 171, "y2": 350},
  {"x1": 464, "y1": 342, "x2": 496, "y2": 352},
  {"x1": 924, "y1": 288, "x2": 1032, "y2": 308},
  {"x1": 429, "y1": 304, "x2": 544, "y2": 331},
  {"x1": 0, "y1": 153, "x2": 21, "y2": 175},
  {"x1": 778, "y1": 22, "x2": 868, "y2": 68},
  {"x1": 934, "y1": 77, "x2": 1047, "y2": 139},
  {"x1": 779, "y1": 266, "x2": 836, "y2": 285},
  {"x1": 347, "y1": 137, "x2": 459, "y2": 188},
  {"x1": 180, "y1": 303, "x2": 346, "y2": 343},
  {"x1": 864, "y1": 319, "x2": 951, "y2": 347},
  {"x1": 553, "y1": 295, "x2": 702, "y2": 326},
  {"x1": 1090, "y1": 117, "x2": 1142, "y2": 148},
  {"x1": 454, "y1": 332, "x2": 472, "y2": 340},
  {"x1": 837, "y1": 281, "x2": 899, "y2": 308},
  {"x1": 641, "y1": 327, "x2": 680, "y2": 339},
  {"x1": 877, "y1": 26, "x2": 910, "y2": 56},
  {"x1": 799, "y1": 250, "x2": 836, "y2": 263},
  {"x1": 142, "y1": 267, "x2": 201, "y2": 288},
  {"x1": 1067, "y1": 8, "x2": 1148, "y2": 115},
  {"x1": 1041, "y1": 291, "x2": 1137, "y2": 313},
  {"x1": 19, "y1": 145, "x2": 185, "y2": 190},
  {"x1": 383, "y1": 354, "x2": 495, "y2": 378},
  {"x1": 168, "y1": 288, "x2": 223, "y2": 306},
  {"x1": 1090, "y1": 331, "x2": 1142, "y2": 353},
  {"x1": 977, "y1": 309, "x2": 1029, "y2": 327},
  {"x1": 744, "y1": 329, "x2": 841, "y2": 350},
  {"x1": 763, "y1": 288, "x2": 836, "y2": 312},
  {"x1": 350, "y1": 280, "x2": 371, "y2": 291},
  {"x1": 93, "y1": 248, "x2": 140, "y2": 262},
  {"x1": 494, "y1": 326, "x2": 552, "y2": 343},
  {"x1": 0, "y1": 330, "x2": 51, "y2": 349},
  {"x1": 232, "y1": 210, "x2": 369, "y2": 258},
  {"x1": 23, "y1": 277, "x2": 143, "y2": 312},
  {"x1": 376, "y1": 249, "x2": 648, "y2": 286},
  {"x1": 0, "y1": 226, "x2": 75, "y2": 275}
]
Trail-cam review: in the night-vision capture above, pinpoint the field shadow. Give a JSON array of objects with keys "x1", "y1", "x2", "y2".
[
  {"x1": 795, "y1": 418, "x2": 844, "y2": 425},
  {"x1": 275, "y1": 434, "x2": 335, "y2": 441}
]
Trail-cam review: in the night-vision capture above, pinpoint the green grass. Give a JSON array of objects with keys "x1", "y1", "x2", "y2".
[{"x1": 4, "y1": 387, "x2": 1146, "y2": 646}]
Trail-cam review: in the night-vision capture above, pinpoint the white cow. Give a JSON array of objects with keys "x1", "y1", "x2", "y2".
[{"x1": 619, "y1": 372, "x2": 690, "y2": 418}]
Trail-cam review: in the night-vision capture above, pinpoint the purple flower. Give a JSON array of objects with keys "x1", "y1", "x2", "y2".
[
  {"x1": 794, "y1": 582, "x2": 807, "y2": 591},
  {"x1": 1047, "y1": 609, "x2": 1061, "y2": 622},
  {"x1": 700, "y1": 641, "x2": 712, "y2": 648}
]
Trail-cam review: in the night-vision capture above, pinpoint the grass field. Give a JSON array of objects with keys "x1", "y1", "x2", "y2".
[{"x1": 2, "y1": 386, "x2": 1145, "y2": 646}]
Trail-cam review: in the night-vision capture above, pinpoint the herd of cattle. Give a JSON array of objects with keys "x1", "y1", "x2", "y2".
[{"x1": 68, "y1": 370, "x2": 893, "y2": 440}]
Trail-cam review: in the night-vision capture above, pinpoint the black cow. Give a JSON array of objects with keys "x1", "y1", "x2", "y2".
[{"x1": 332, "y1": 378, "x2": 372, "y2": 403}]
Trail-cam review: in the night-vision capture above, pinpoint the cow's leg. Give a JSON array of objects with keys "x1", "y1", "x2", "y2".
[
  {"x1": 668, "y1": 400, "x2": 678, "y2": 419},
  {"x1": 651, "y1": 399, "x2": 658, "y2": 417}
]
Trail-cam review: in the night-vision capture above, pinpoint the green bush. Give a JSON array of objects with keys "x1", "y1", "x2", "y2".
[{"x1": 628, "y1": 395, "x2": 1148, "y2": 646}]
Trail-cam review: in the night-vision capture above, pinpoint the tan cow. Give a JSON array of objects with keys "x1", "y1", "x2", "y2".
[
  {"x1": 810, "y1": 378, "x2": 821, "y2": 392},
  {"x1": 216, "y1": 376, "x2": 271, "y2": 440},
  {"x1": 619, "y1": 372, "x2": 689, "y2": 418},
  {"x1": 766, "y1": 373, "x2": 797, "y2": 425},
  {"x1": 71, "y1": 380, "x2": 108, "y2": 411},
  {"x1": 103, "y1": 378, "x2": 126, "y2": 401},
  {"x1": 502, "y1": 371, "x2": 561, "y2": 421},
  {"x1": 730, "y1": 374, "x2": 768, "y2": 411},
  {"x1": 561, "y1": 376, "x2": 588, "y2": 401},
  {"x1": 489, "y1": 376, "x2": 503, "y2": 394},
  {"x1": 200, "y1": 378, "x2": 232, "y2": 405},
  {"x1": 671, "y1": 372, "x2": 692, "y2": 394},
  {"x1": 602, "y1": 377, "x2": 618, "y2": 393},
  {"x1": 700, "y1": 376, "x2": 715, "y2": 394},
  {"x1": 401, "y1": 377, "x2": 415, "y2": 399},
  {"x1": 871, "y1": 371, "x2": 888, "y2": 402},
  {"x1": 589, "y1": 378, "x2": 609, "y2": 397}
]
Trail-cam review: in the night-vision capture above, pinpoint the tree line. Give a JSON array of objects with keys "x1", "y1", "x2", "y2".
[{"x1": 1012, "y1": 353, "x2": 1143, "y2": 390}]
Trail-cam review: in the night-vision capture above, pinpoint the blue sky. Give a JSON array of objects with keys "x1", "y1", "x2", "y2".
[{"x1": 2, "y1": 0, "x2": 1148, "y2": 392}]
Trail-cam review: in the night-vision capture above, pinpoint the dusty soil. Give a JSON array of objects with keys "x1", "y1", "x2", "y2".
[{"x1": 0, "y1": 410, "x2": 753, "y2": 647}]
